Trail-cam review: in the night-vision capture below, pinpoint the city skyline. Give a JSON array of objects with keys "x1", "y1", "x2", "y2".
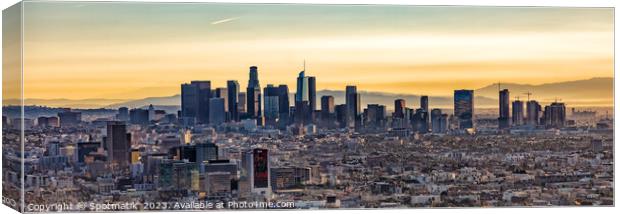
[
  {"x1": 10, "y1": 2, "x2": 613, "y2": 100},
  {"x1": 2, "y1": 74, "x2": 613, "y2": 109}
]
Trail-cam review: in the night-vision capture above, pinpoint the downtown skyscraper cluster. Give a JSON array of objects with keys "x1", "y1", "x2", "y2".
[
  {"x1": 180, "y1": 65, "x2": 363, "y2": 134},
  {"x1": 180, "y1": 65, "x2": 458, "y2": 136},
  {"x1": 179, "y1": 65, "x2": 571, "y2": 136}
]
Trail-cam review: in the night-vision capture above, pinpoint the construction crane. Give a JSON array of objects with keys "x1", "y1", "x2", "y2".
[{"x1": 523, "y1": 92, "x2": 532, "y2": 101}]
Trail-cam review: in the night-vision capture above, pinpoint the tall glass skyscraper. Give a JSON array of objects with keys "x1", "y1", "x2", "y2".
[
  {"x1": 181, "y1": 81, "x2": 212, "y2": 124},
  {"x1": 498, "y1": 89, "x2": 510, "y2": 129},
  {"x1": 246, "y1": 66, "x2": 261, "y2": 119},
  {"x1": 208, "y1": 98, "x2": 226, "y2": 124},
  {"x1": 420, "y1": 96, "x2": 429, "y2": 112},
  {"x1": 526, "y1": 100, "x2": 541, "y2": 126},
  {"x1": 543, "y1": 102, "x2": 566, "y2": 129},
  {"x1": 454, "y1": 89, "x2": 474, "y2": 130},
  {"x1": 295, "y1": 71, "x2": 309, "y2": 103},
  {"x1": 227, "y1": 80, "x2": 240, "y2": 121},
  {"x1": 512, "y1": 100, "x2": 525, "y2": 126},
  {"x1": 106, "y1": 121, "x2": 131, "y2": 169},
  {"x1": 308, "y1": 76, "x2": 317, "y2": 112},
  {"x1": 420, "y1": 95, "x2": 430, "y2": 129},
  {"x1": 321, "y1": 95, "x2": 335, "y2": 120},
  {"x1": 394, "y1": 99, "x2": 406, "y2": 119},
  {"x1": 346, "y1": 85, "x2": 360, "y2": 128},
  {"x1": 295, "y1": 70, "x2": 316, "y2": 125},
  {"x1": 263, "y1": 84, "x2": 280, "y2": 127}
]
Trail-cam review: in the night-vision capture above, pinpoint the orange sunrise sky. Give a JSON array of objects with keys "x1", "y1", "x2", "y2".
[{"x1": 3, "y1": 2, "x2": 613, "y2": 100}]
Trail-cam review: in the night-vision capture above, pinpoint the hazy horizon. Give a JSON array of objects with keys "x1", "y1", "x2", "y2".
[{"x1": 2, "y1": 76, "x2": 613, "y2": 109}]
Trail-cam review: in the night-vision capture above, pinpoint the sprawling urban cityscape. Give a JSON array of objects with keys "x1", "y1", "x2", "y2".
[
  {"x1": 1, "y1": 65, "x2": 614, "y2": 211},
  {"x1": 1, "y1": 1, "x2": 615, "y2": 212}
]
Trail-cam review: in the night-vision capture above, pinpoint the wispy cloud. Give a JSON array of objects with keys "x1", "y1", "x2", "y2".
[{"x1": 211, "y1": 17, "x2": 240, "y2": 25}]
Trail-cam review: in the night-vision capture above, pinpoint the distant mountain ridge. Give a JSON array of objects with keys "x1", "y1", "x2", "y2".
[
  {"x1": 3, "y1": 98, "x2": 128, "y2": 109},
  {"x1": 106, "y1": 95, "x2": 181, "y2": 109},
  {"x1": 103, "y1": 77, "x2": 616, "y2": 109},
  {"x1": 475, "y1": 77, "x2": 612, "y2": 104},
  {"x1": 6, "y1": 78, "x2": 612, "y2": 109}
]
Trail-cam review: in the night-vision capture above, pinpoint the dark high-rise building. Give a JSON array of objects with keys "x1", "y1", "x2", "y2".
[
  {"x1": 106, "y1": 121, "x2": 131, "y2": 168},
  {"x1": 512, "y1": 100, "x2": 525, "y2": 126},
  {"x1": 321, "y1": 96, "x2": 335, "y2": 120},
  {"x1": 308, "y1": 76, "x2": 317, "y2": 112},
  {"x1": 295, "y1": 70, "x2": 316, "y2": 125},
  {"x1": 498, "y1": 89, "x2": 510, "y2": 129},
  {"x1": 454, "y1": 90, "x2": 474, "y2": 129},
  {"x1": 247, "y1": 66, "x2": 262, "y2": 119},
  {"x1": 241, "y1": 149, "x2": 271, "y2": 193},
  {"x1": 543, "y1": 102, "x2": 566, "y2": 129},
  {"x1": 117, "y1": 107, "x2": 129, "y2": 121},
  {"x1": 526, "y1": 100, "x2": 541, "y2": 126},
  {"x1": 335, "y1": 104, "x2": 348, "y2": 128},
  {"x1": 365, "y1": 104, "x2": 386, "y2": 128},
  {"x1": 412, "y1": 108, "x2": 429, "y2": 133},
  {"x1": 238, "y1": 92, "x2": 247, "y2": 114},
  {"x1": 129, "y1": 108, "x2": 149, "y2": 125},
  {"x1": 181, "y1": 84, "x2": 198, "y2": 124},
  {"x1": 420, "y1": 96, "x2": 430, "y2": 129},
  {"x1": 353, "y1": 93, "x2": 362, "y2": 128},
  {"x1": 420, "y1": 96, "x2": 429, "y2": 112},
  {"x1": 227, "y1": 80, "x2": 240, "y2": 121},
  {"x1": 194, "y1": 81, "x2": 213, "y2": 123},
  {"x1": 430, "y1": 109, "x2": 440, "y2": 131},
  {"x1": 393, "y1": 99, "x2": 406, "y2": 118},
  {"x1": 208, "y1": 98, "x2": 226, "y2": 124},
  {"x1": 440, "y1": 114, "x2": 449, "y2": 133},
  {"x1": 294, "y1": 101, "x2": 310, "y2": 125},
  {"x1": 277, "y1": 85, "x2": 291, "y2": 128},
  {"x1": 181, "y1": 81, "x2": 212, "y2": 124},
  {"x1": 58, "y1": 111, "x2": 81, "y2": 128},
  {"x1": 263, "y1": 84, "x2": 281, "y2": 127},
  {"x1": 295, "y1": 71, "x2": 308, "y2": 117},
  {"x1": 253, "y1": 149, "x2": 270, "y2": 189},
  {"x1": 430, "y1": 108, "x2": 447, "y2": 133},
  {"x1": 241, "y1": 148, "x2": 270, "y2": 191},
  {"x1": 215, "y1": 88, "x2": 228, "y2": 114},
  {"x1": 345, "y1": 86, "x2": 360, "y2": 128}
]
